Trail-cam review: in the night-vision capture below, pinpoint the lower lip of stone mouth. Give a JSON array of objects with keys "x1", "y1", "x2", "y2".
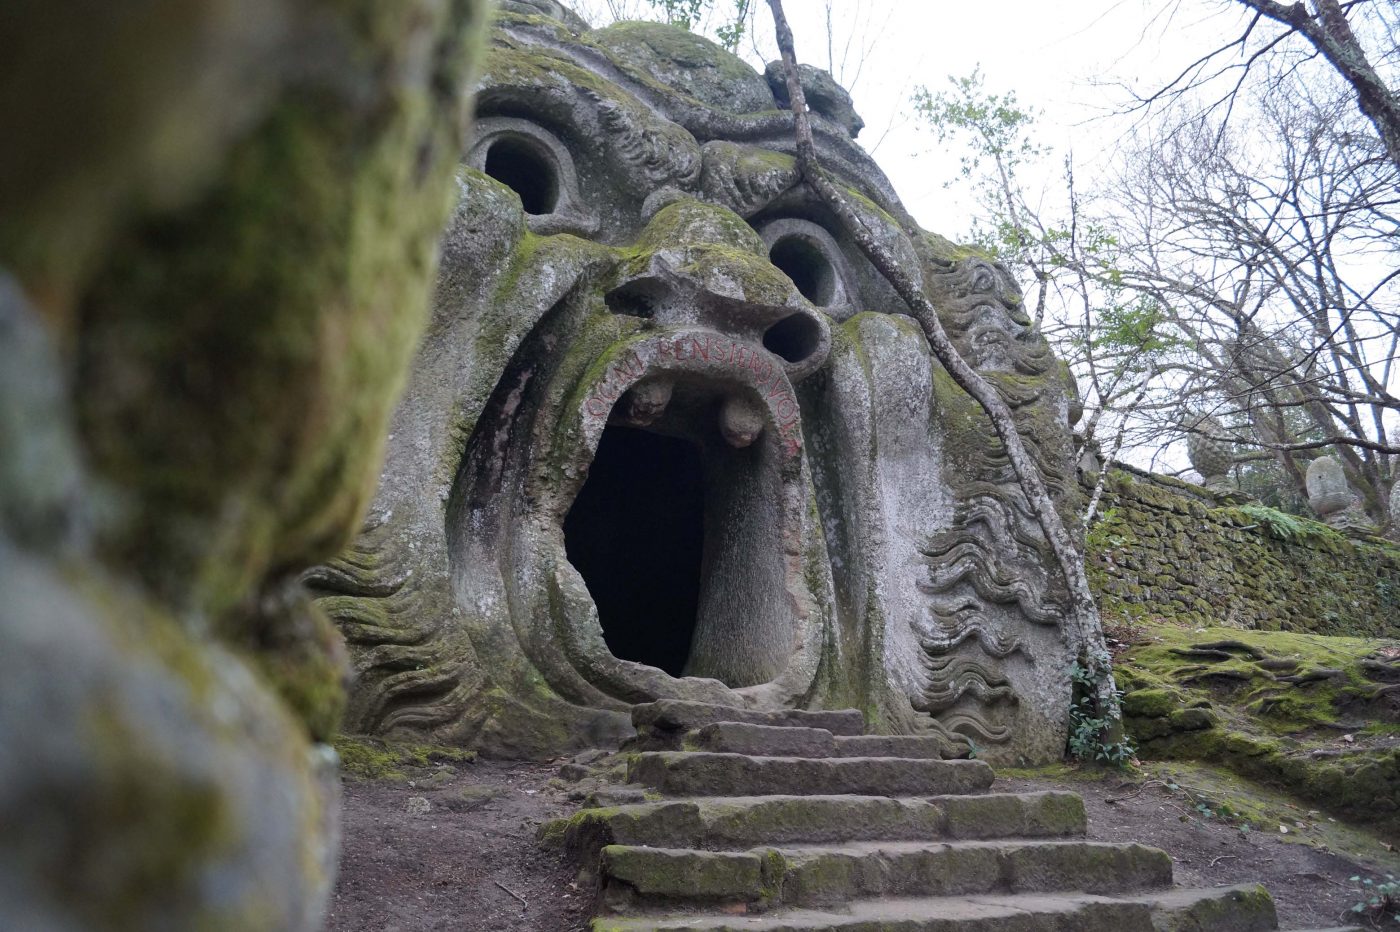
[{"x1": 561, "y1": 346, "x2": 797, "y2": 689}]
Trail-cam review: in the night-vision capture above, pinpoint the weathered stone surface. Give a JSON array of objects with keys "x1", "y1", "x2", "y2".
[
  {"x1": 318, "y1": 0, "x2": 1085, "y2": 766},
  {"x1": 936, "y1": 791, "x2": 1086, "y2": 840},
  {"x1": 592, "y1": 887, "x2": 1275, "y2": 931},
  {"x1": 637, "y1": 701, "x2": 865, "y2": 737},
  {"x1": 835, "y1": 735, "x2": 962, "y2": 759},
  {"x1": 685, "y1": 725, "x2": 968, "y2": 759},
  {"x1": 1112, "y1": 620, "x2": 1400, "y2": 838},
  {"x1": 599, "y1": 840, "x2": 1171, "y2": 910},
  {"x1": 564, "y1": 716, "x2": 1280, "y2": 931},
  {"x1": 1087, "y1": 467, "x2": 1400, "y2": 637},
  {"x1": 544, "y1": 790, "x2": 1086, "y2": 854},
  {"x1": 1184, "y1": 413, "x2": 1232, "y2": 491},
  {"x1": 765, "y1": 61, "x2": 865, "y2": 137},
  {"x1": 1389, "y1": 480, "x2": 1400, "y2": 540},
  {"x1": 1306, "y1": 456, "x2": 1352, "y2": 519},
  {"x1": 627, "y1": 752, "x2": 995, "y2": 797},
  {"x1": 1138, "y1": 884, "x2": 1278, "y2": 932},
  {"x1": 601, "y1": 845, "x2": 763, "y2": 905},
  {"x1": 689, "y1": 722, "x2": 839, "y2": 757},
  {"x1": 0, "y1": 1, "x2": 490, "y2": 928}
]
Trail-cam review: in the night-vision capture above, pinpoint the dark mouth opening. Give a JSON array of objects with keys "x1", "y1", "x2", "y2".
[
  {"x1": 562, "y1": 380, "x2": 794, "y2": 688},
  {"x1": 563, "y1": 425, "x2": 703, "y2": 677}
]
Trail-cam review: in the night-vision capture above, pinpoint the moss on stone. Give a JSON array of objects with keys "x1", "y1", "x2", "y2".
[
  {"x1": 1114, "y1": 619, "x2": 1400, "y2": 836},
  {"x1": 1121, "y1": 688, "x2": 1181, "y2": 720},
  {"x1": 333, "y1": 734, "x2": 477, "y2": 781},
  {"x1": 1088, "y1": 469, "x2": 1400, "y2": 636},
  {"x1": 57, "y1": 0, "x2": 490, "y2": 676},
  {"x1": 588, "y1": 21, "x2": 771, "y2": 115}
]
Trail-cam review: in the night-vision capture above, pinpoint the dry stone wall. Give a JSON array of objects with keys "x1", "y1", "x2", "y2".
[{"x1": 1087, "y1": 466, "x2": 1400, "y2": 637}]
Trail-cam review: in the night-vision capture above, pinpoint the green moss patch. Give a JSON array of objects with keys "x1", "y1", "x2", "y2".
[
  {"x1": 334, "y1": 734, "x2": 476, "y2": 781},
  {"x1": 1114, "y1": 620, "x2": 1400, "y2": 838},
  {"x1": 1088, "y1": 469, "x2": 1400, "y2": 636}
]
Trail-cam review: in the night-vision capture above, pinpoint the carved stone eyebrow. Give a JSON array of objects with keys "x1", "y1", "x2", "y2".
[{"x1": 477, "y1": 43, "x2": 702, "y2": 194}]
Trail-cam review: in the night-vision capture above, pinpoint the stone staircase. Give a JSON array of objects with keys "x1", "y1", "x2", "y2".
[{"x1": 543, "y1": 700, "x2": 1359, "y2": 932}]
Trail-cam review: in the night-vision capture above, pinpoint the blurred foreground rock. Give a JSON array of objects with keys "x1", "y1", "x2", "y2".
[{"x1": 0, "y1": 1, "x2": 489, "y2": 928}]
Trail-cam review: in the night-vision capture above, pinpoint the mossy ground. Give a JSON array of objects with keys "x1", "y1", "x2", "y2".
[
  {"x1": 1107, "y1": 618, "x2": 1400, "y2": 840},
  {"x1": 334, "y1": 734, "x2": 478, "y2": 781}
]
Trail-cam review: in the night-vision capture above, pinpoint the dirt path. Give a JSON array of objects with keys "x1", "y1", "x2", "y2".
[
  {"x1": 328, "y1": 758, "x2": 589, "y2": 932},
  {"x1": 999, "y1": 764, "x2": 1399, "y2": 930},
  {"x1": 329, "y1": 755, "x2": 1397, "y2": 931}
]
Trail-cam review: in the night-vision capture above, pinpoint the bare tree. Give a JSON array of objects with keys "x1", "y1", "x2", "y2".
[
  {"x1": 920, "y1": 53, "x2": 1399, "y2": 526},
  {"x1": 912, "y1": 74, "x2": 1180, "y2": 519},
  {"x1": 1144, "y1": 0, "x2": 1400, "y2": 172},
  {"x1": 1099, "y1": 70, "x2": 1400, "y2": 519}
]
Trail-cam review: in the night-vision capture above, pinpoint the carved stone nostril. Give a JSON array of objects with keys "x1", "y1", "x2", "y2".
[
  {"x1": 604, "y1": 278, "x2": 668, "y2": 318},
  {"x1": 719, "y1": 394, "x2": 765, "y2": 448},
  {"x1": 620, "y1": 378, "x2": 673, "y2": 426},
  {"x1": 763, "y1": 311, "x2": 823, "y2": 364}
]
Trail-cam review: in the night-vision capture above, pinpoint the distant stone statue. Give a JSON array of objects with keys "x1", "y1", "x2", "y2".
[
  {"x1": 1184, "y1": 413, "x2": 1233, "y2": 492},
  {"x1": 1306, "y1": 455, "x2": 1358, "y2": 527},
  {"x1": 1389, "y1": 481, "x2": 1400, "y2": 541},
  {"x1": 314, "y1": 3, "x2": 1085, "y2": 766}
]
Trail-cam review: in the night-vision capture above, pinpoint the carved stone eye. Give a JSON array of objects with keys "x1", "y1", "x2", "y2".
[
  {"x1": 466, "y1": 117, "x2": 598, "y2": 235},
  {"x1": 769, "y1": 235, "x2": 836, "y2": 306},
  {"x1": 483, "y1": 135, "x2": 558, "y2": 215},
  {"x1": 754, "y1": 217, "x2": 852, "y2": 314}
]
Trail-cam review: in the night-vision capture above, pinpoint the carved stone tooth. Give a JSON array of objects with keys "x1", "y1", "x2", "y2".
[
  {"x1": 719, "y1": 393, "x2": 765, "y2": 448},
  {"x1": 620, "y1": 378, "x2": 673, "y2": 426}
]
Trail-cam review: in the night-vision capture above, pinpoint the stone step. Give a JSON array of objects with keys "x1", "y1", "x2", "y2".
[
  {"x1": 597, "y1": 839, "x2": 1173, "y2": 911},
  {"x1": 543, "y1": 791, "x2": 1086, "y2": 854},
  {"x1": 684, "y1": 723, "x2": 958, "y2": 760},
  {"x1": 631, "y1": 700, "x2": 865, "y2": 745},
  {"x1": 835, "y1": 735, "x2": 957, "y2": 759},
  {"x1": 688, "y1": 723, "x2": 837, "y2": 757},
  {"x1": 627, "y1": 752, "x2": 994, "y2": 797},
  {"x1": 590, "y1": 883, "x2": 1277, "y2": 931}
]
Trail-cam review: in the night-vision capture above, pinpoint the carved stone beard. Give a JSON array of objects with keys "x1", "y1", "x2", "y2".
[{"x1": 309, "y1": 8, "x2": 1082, "y2": 763}]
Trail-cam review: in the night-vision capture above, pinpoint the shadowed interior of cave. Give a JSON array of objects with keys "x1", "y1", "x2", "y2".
[{"x1": 564, "y1": 424, "x2": 704, "y2": 677}]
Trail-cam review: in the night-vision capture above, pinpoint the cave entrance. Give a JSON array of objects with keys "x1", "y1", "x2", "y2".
[{"x1": 563, "y1": 425, "x2": 704, "y2": 677}]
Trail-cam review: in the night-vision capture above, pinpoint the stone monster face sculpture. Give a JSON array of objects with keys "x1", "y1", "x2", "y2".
[{"x1": 312, "y1": 1, "x2": 1082, "y2": 764}]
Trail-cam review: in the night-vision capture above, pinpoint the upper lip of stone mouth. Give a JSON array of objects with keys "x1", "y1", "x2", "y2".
[{"x1": 578, "y1": 327, "x2": 808, "y2": 459}]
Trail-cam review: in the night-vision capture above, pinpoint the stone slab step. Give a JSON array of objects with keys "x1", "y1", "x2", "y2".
[
  {"x1": 688, "y1": 723, "x2": 837, "y2": 757},
  {"x1": 835, "y1": 735, "x2": 957, "y2": 759},
  {"x1": 543, "y1": 791, "x2": 1086, "y2": 853},
  {"x1": 685, "y1": 724, "x2": 958, "y2": 760},
  {"x1": 590, "y1": 883, "x2": 1276, "y2": 931},
  {"x1": 598, "y1": 840, "x2": 1173, "y2": 910},
  {"x1": 627, "y1": 752, "x2": 994, "y2": 798},
  {"x1": 632, "y1": 700, "x2": 865, "y2": 737}
]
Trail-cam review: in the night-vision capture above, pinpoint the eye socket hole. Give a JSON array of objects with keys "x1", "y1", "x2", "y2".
[
  {"x1": 763, "y1": 312, "x2": 823, "y2": 364},
  {"x1": 484, "y1": 136, "x2": 559, "y2": 215},
  {"x1": 768, "y1": 235, "x2": 836, "y2": 306}
]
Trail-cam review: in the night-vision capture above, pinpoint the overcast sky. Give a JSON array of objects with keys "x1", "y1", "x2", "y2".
[
  {"x1": 760, "y1": 0, "x2": 1257, "y2": 235},
  {"x1": 570, "y1": 0, "x2": 1258, "y2": 235}
]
